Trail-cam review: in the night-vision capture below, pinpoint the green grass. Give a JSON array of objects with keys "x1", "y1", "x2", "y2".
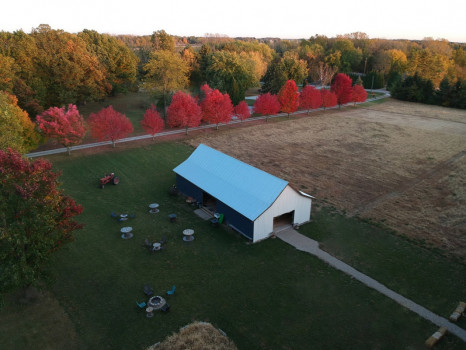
[
  {"x1": 244, "y1": 98, "x2": 256, "y2": 106},
  {"x1": 1, "y1": 142, "x2": 465, "y2": 349},
  {"x1": 0, "y1": 289, "x2": 83, "y2": 350},
  {"x1": 359, "y1": 96, "x2": 390, "y2": 107},
  {"x1": 301, "y1": 206, "x2": 466, "y2": 320}
]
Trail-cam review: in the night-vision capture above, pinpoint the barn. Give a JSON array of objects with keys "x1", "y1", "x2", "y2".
[{"x1": 173, "y1": 144, "x2": 313, "y2": 242}]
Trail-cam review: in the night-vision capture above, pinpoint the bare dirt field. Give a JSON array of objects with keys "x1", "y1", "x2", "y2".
[{"x1": 186, "y1": 99, "x2": 466, "y2": 260}]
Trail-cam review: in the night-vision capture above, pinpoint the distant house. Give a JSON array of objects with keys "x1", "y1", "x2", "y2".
[{"x1": 173, "y1": 144, "x2": 313, "y2": 242}]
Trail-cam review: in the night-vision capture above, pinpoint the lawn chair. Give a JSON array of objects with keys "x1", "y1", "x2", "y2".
[
  {"x1": 160, "y1": 236, "x2": 167, "y2": 245},
  {"x1": 161, "y1": 303, "x2": 170, "y2": 312},
  {"x1": 111, "y1": 212, "x2": 118, "y2": 218},
  {"x1": 166, "y1": 285, "x2": 176, "y2": 296},
  {"x1": 136, "y1": 301, "x2": 146, "y2": 309},
  {"x1": 169, "y1": 185, "x2": 178, "y2": 196},
  {"x1": 144, "y1": 284, "x2": 154, "y2": 296},
  {"x1": 143, "y1": 238, "x2": 152, "y2": 247}
]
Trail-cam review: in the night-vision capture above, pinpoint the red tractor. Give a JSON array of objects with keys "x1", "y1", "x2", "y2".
[{"x1": 99, "y1": 173, "x2": 119, "y2": 189}]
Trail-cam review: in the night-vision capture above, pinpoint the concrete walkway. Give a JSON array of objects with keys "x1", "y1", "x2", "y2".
[{"x1": 275, "y1": 228, "x2": 466, "y2": 342}]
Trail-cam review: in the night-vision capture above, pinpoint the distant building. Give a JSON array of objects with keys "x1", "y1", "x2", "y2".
[{"x1": 173, "y1": 144, "x2": 313, "y2": 242}]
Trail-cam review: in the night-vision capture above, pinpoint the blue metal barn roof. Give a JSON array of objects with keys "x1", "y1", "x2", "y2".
[{"x1": 173, "y1": 144, "x2": 288, "y2": 221}]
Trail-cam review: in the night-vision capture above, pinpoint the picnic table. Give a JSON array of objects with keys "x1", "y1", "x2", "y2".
[
  {"x1": 183, "y1": 229, "x2": 194, "y2": 241},
  {"x1": 121, "y1": 227, "x2": 133, "y2": 239},
  {"x1": 149, "y1": 203, "x2": 159, "y2": 213}
]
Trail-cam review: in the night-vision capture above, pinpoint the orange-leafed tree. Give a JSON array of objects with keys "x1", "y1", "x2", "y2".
[
  {"x1": 141, "y1": 104, "x2": 164, "y2": 140},
  {"x1": 0, "y1": 91, "x2": 40, "y2": 154},
  {"x1": 299, "y1": 85, "x2": 322, "y2": 115},
  {"x1": 233, "y1": 101, "x2": 250, "y2": 122},
  {"x1": 166, "y1": 91, "x2": 202, "y2": 135},
  {"x1": 331, "y1": 73, "x2": 353, "y2": 108},
  {"x1": 278, "y1": 79, "x2": 299, "y2": 117},
  {"x1": 351, "y1": 84, "x2": 367, "y2": 105},
  {"x1": 200, "y1": 84, "x2": 233, "y2": 130},
  {"x1": 88, "y1": 106, "x2": 133, "y2": 147},
  {"x1": 321, "y1": 89, "x2": 337, "y2": 110},
  {"x1": 36, "y1": 104, "x2": 86, "y2": 155},
  {"x1": 253, "y1": 93, "x2": 281, "y2": 122}
]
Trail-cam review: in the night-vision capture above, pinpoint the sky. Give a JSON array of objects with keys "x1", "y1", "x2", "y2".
[{"x1": 2, "y1": 0, "x2": 465, "y2": 42}]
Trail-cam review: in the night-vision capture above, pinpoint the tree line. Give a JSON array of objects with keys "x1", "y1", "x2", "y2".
[
  {"x1": 34, "y1": 74, "x2": 366, "y2": 154},
  {"x1": 389, "y1": 74, "x2": 466, "y2": 108},
  {"x1": 7, "y1": 25, "x2": 466, "y2": 156},
  {"x1": 135, "y1": 31, "x2": 466, "y2": 108},
  {"x1": 2, "y1": 27, "x2": 466, "y2": 156},
  {"x1": 0, "y1": 25, "x2": 139, "y2": 117}
]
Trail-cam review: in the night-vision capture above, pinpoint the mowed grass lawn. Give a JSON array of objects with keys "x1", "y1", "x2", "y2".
[
  {"x1": 301, "y1": 207, "x2": 466, "y2": 321},
  {"x1": 1, "y1": 142, "x2": 465, "y2": 349}
]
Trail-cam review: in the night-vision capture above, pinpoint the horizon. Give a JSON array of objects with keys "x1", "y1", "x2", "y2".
[
  {"x1": 3, "y1": 0, "x2": 465, "y2": 44},
  {"x1": 3, "y1": 25, "x2": 464, "y2": 45}
]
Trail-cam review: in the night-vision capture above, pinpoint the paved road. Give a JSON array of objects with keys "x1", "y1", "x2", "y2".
[
  {"x1": 275, "y1": 228, "x2": 466, "y2": 342},
  {"x1": 26, "y1": 92, "x2": 389, "y2": 158}
]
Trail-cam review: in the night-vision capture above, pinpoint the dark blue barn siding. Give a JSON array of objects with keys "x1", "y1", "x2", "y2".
[
  {"x1": 217, "y1": 200, "x2": 254, "y2": 239},
  {"x1": 176, "y1": 175, "x2": 254, "y2": 240},
  {"x1": 176, "y1": 175, "x2": 203, "y2": 203}
]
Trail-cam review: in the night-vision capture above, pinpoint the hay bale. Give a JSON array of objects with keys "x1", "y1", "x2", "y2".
[
  {"x1": 425, "y1": 327, "x2": 447, "y2": 348},
  {"x1": 147, "y1": 321, "x2": 237, "y2": 350},
  {"x1": 449, "y1": 301, "x2": 465, "y2": 322}
]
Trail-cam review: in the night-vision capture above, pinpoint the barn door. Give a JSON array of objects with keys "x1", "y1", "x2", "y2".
[
  {"x1": 202, "y1": 191, "x2": 217, "y2": 213},
  {"x1": 273, "y1": 211, "x2": 294, "y2": 231}
]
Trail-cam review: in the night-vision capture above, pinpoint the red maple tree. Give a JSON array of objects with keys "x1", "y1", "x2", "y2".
[
  {"x1": 331, "y1": 73, "x2": 353, "y2": 108},
  {"x1": 233, "y1": 101, "x2": 250, "y2": 122},
  {"x1": 0, "y1": 148, "x2": 83, "y2": 290},
  {"x1": 87, "y1": 106, "x2": 133, "y2": 147},
  {"x1": 200, "y1": 83, "x2": 212, "y2": 99},
  {"x1": 351, "y1": 84, "x2": 368, "y2": 105},
  {"x1": 36, "y1": 104, "x2": 86, "y2": 155},
  {"x1": 166, "y1": 91, "x2": 202, "y2": 135},
  {"x1": 200, "y1": 84, "x2": 233, "y2": 130},
  {"x1": 299, "y1": 86, "x2": 322, "y2": 115},
  {"x1": 253, "y1": 93, "x2": 281, "y2": 122},
  {"x1": 141, "y1": 104, "x2": 164, "y2": 140},
  {"x1": 278, "y1": 80, "x2": 299, "y2": 117},
  {"x1": 321, "y1": 89, "x2": 338, "y2": 110}
]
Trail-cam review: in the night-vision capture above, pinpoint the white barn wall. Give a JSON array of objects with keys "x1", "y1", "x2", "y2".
[{"x1": 253, "y1": 186, "x2": 312, "y2": 242}]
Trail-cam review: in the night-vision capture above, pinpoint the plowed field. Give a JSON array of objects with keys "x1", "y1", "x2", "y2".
[{"x1": 187, "y1": 99, "x2": 466, "y2": 259}]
